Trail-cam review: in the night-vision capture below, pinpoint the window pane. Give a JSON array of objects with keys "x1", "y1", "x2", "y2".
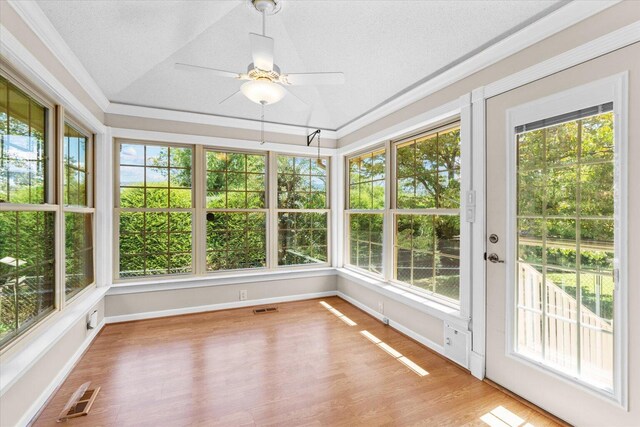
[
  {"x1": 206, "y1": 150, "x2": 266, "y2": 209},
  {"x1": 64, "y1": 123, "x2": 90, "y2": 207},
  {"x1": 65, "y1": 212, "x2": 94, "y2": 299},
  {"x1": 278, "y1": 155, "x2": 328, "y2": 209},
  {"x1": 0, "y1": 211, "x2": 55, "y2": 347},
  {"x1": 0, "y1": 77, "x2": 48, "y2": 204},
  {"x1": 348, "y1": 213, "x2": 383, "y2": 275},
  {"x1": 515, "y1": 111, "x2": 614, "y2": 390},
  {"x1": 396, "y1": 126, "x2": 460, "y2": 209},
  {"x1": 394, "y1": 214, "x2": 460, "y2": 301},
  {"x1": 348, "y1": 149, "x2": 385, "y2": 209},
  {"x1": 278, "y1": 212, "x2": 327, "y2": 266},
  {"x1": 206, "y1": 212, "x2": 266, "y2": 271}
]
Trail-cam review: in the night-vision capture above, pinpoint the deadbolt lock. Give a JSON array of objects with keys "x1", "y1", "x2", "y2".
[{"x1": 489, "y1": 234, "x2": 499, "y2": 244}]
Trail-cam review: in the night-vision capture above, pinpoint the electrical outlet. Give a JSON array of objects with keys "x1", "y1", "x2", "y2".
[
  {"x1": 378, "y1": 301, "x2": 384, "y2": 313},
  {"x1": 239, "y1": 290, "x2": 248, "y2": 301}
]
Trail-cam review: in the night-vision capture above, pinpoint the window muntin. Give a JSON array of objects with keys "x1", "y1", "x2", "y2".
[
  {"x1": 515, "y1": 110, "x2": 615, "y2": 390},
  {"x1": 205, "y1": 150, "x2": 267, "y2": 272},
  {"x1": 277, "y1": 155, "x2": 329, "y2": 266},
  {"x1": 393, "y1": 125, "x2": 461, "y2": 302},
  {"x1": 0, "y1": 76, "x2": 47, "y2": 205},
  {"x1": 117, "y1": 143, "x2": 193, "y2": 278}
]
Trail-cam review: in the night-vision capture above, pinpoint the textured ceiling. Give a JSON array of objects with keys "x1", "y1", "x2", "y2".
[{"x1": 37, "y1": 0, "x2": 564, "y2": 130}]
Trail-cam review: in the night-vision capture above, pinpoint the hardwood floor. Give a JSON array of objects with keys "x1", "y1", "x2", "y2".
[{"x1": 33, "y1": 297, "x2": 561, "y2": 426}]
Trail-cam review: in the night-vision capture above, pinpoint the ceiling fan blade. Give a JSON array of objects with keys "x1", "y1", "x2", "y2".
[
  {"x1": 250, "y1": 33, "x2": 274, "y2": 72},
  {"x1": 219, "y1": 90, "x2": 242, "y2": 105},
  {"x1": 175, "y1": 63, "x2": 243, "y2": 79},
  {"x1": 281, "y1": 87, "x2": 310, "y2": 110},
  {"x1": 282, "y1": 72, "x2": 345, "y2": 86}
]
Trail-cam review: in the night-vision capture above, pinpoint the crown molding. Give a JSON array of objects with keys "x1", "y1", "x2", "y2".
[
  {"x1": 7, "y1": 0, "x2": 111, "y2": 112},
  {"x1": 0, "y1": 25, "x2": 106, "y2": 133},
  {"x1": 109, "y1": 127, "x2": 337, "y2": 156},
  {"x1": 334, "y1": 0, "x2": 620, "y2": 140},
  {"x1": 107, "y1": 102, "x2": 339, "y2": 140}
]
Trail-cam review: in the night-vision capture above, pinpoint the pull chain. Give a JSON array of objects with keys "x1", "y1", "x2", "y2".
[{"x1": 260, "y1": 102, "x2": 265, "y2": 145}]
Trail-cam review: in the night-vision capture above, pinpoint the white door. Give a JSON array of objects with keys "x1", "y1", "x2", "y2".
[{"x1": 484, "y1": 45, "x2": 637, "y2": 426}]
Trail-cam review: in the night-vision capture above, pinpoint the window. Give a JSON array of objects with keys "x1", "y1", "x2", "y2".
[
  {"x1": 515, "y1": 107, "x2": 615, "y2": 390},
  {"x1": 346, "y1": 149, "x2": 385, "y2": 275},
  {"x1": 117, "y1": 142, "x2": 193, "y2": 278},
  {"x1": 277, "y1": 155, "x2": 329, "y2": 266},
  {"x1": 205, "y1": 150, "x2": 267, "y2": 271},
  {"x1": 0, "y1": 75, "x2": 55, "y2": 347},
  {"x1": 63, "y1": 123, "x2": 94, "y2": 299},
  {"x1": 394, "y1": 124, "x2": 461, "y2": 302}
]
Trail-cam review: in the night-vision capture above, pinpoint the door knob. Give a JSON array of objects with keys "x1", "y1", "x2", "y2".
[{"x1": 487, "y1": 253, "x2": 504, "y2": 264}]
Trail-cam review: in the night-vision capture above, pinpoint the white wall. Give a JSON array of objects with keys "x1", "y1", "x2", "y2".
[{"x1": 105, "y1": 275, "x2": 337, "y2": 321}]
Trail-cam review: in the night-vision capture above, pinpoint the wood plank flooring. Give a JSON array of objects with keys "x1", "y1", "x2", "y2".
[{"x1": 33, "y1": 297, "x2": 561, "y2": 426}]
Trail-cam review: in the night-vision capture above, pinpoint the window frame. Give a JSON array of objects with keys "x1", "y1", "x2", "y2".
[
  {"x1": 390, "y1": 121, "x2": 462, "y2": 306},
  {"x1": 200, "y1": 146, "x2": 269, "y2": 274},
  {"x1": 0, "y1": 68, "x2": 99, "y2": 352},
  {"x1": 344, "y1": 144, "x2": 388, "y2": 278},
  {"x1": 61, "y1": 116, "x2": 96, "y2": 303},
  {"x1": 113, "y1": 139, "x2": 196, "y2": 280},
  {"x1": 274, "y1": 153, "x2": 332, "y2": 269},
  {"x1": 113, "y1": 144, "x2": 332, "y2": 281}
]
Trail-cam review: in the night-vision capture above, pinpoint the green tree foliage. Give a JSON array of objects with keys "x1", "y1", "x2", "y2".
[{"x1": 517, "y1": 112, "x2": 615, "y2": 320}]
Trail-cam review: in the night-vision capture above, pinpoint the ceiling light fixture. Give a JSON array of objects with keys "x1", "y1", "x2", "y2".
[{"x1": 240, "y1": 78, "x2": 286, "y2": 105}]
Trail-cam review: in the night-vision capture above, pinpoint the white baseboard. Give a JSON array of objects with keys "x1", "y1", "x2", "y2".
[
  {"x1": 20, "y1": 320, "x2": 106, "y2": 427},
  {"x1": 336, "y1": 291, "x2": 445, "y2": 357},
  {"x1": 104, "y1": 291, "x2": 338, "y2": 324},
  {"x1": 469, "y1": 351, "x2": 485, "y2": 380}
]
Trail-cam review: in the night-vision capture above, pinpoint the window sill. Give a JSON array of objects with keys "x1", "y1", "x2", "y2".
[
  {"x1": 336, "y1": 268, "x2": 469, "y2": 330},
  {"x1": 0, "y1": 286, "x2": 108, "y2": 397},
  {"x1": 108, "y1": 267, "x2": 337, "y2": 295}
]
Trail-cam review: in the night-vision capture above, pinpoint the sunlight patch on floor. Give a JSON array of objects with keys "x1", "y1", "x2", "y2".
[
  {"x1": 359, "y1": 330, "x2": 429, "y2": 377},
  {"x1": 319, "y1": 301, "x2": 357, "y2": 326},
  {"x1": 480, "y1": 406, "x2": 534, "y2": 427}
]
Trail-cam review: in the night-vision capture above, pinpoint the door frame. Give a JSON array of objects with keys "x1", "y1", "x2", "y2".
[{"x1": 468, "y1": 23, "x2": 639, "y2": 386}]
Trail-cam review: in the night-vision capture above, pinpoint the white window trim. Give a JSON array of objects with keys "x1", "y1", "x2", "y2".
[{"x1": 504, "y1": 72, "x2": 628, "y2": 407}]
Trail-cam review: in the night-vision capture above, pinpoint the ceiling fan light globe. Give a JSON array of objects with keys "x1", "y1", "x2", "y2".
[{"x1": 241, "y1": 79, "x2": 285, "y2": 105}]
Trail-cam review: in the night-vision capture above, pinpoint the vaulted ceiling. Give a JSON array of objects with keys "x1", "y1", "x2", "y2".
[{"x1": 37, "y1": 0, "x2": 564, "y2": 131}]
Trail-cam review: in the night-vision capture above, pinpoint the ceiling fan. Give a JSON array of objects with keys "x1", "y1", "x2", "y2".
[{"x1": 175, "y1": 0, "x2": 345, "y2": 106}]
